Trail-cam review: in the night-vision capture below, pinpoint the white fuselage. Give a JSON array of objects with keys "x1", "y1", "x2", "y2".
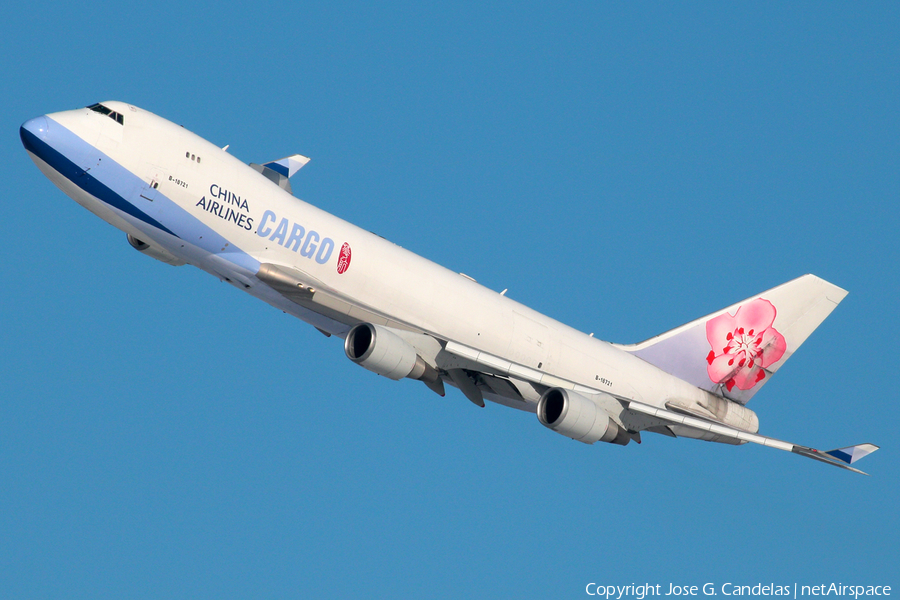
[{"x1": 22, "y1": 102, "x2": 717, "y2": 427}]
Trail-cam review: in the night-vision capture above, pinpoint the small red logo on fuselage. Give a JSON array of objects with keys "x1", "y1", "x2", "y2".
[{"x1": 337, "y1": 242, "x2": 352, "y2": 274}]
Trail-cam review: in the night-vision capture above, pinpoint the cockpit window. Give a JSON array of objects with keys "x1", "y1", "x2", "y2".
[
  {"x1": 87, "y1": 103, "x2": 111, "y2": 115},
  {"x1": 87, "y1": 103, "x2": 124, "y2": 125}
]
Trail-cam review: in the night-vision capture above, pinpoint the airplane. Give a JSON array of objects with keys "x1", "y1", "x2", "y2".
[{"x1": 20, "y1": 101, "x2": 879, "y2": 474}]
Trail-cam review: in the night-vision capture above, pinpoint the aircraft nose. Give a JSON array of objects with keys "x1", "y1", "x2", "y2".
[{"x1": 20, "y1": 115, "x2": 50, "y2": 155}]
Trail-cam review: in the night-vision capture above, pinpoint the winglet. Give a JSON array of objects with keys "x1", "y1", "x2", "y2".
[
  {"x1": 825, "y1": 443, "x2": 879, "y2": 465},
  {"x1": 250, "y1": 155, "x2": 310, "y2": 195},
  {"x1": 792, "y1": 444, "x2": 879, "y2": 475},
  {"x1": 263, "y1": 154, "x2": 310, "y2": 178}
]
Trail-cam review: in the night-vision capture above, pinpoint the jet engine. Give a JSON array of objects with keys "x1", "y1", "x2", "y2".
[
  {"x1": 537, "y1": 388, "x2": 630, "y2": 445},
  {"x1": 127, "y1": 234, "x2": 185, "y2": 266},
  {"x1": 344, "y1": 323, "x2": 441, "y2": 386}
]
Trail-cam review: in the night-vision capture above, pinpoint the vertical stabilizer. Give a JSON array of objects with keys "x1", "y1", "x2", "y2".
[{"x1": 620, "y1": 275, "x2": 847, "y2": 404}]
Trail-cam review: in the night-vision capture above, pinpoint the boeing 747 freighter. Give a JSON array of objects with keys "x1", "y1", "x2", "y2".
[{"x1": 20, "y1": 102, "x2": 878, "y2": 473}]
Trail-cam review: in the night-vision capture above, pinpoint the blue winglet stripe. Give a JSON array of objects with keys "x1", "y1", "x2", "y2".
[
  {"x1": 263, "y1": 161, "x2": 290, "y2": 178},
  {"x1": 825, "y1": 449, "x2": 853, "y2": 464}
]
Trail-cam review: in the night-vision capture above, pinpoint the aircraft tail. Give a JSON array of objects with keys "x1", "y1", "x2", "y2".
[{"x1": 621, "y1": 275, "x2": 848, "y2": 404}]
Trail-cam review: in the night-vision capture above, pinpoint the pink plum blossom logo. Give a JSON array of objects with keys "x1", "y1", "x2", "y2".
[{"x1": 705, "y1": 298, "x2": 787, "y2": 392}]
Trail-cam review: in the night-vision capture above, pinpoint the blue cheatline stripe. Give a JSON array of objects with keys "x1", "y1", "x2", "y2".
[
  {"x1": 20, "y1": 125, "x2": 178, "y2": 238},
  {"x1": 21, "y1": 120, "x2": 261, "y2": 275}
]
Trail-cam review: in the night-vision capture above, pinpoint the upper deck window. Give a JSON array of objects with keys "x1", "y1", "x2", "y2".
[{"x1": 87, "y1": 103, "x2": 124, "y2": 125}]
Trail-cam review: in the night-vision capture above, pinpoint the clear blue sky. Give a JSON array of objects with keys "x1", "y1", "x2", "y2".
[{"x1": 2, "y1": 2, "x2": 898, "y2": 598}]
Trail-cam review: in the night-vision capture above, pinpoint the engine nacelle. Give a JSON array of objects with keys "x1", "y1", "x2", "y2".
[
  {"x1": 537, "y1": 388, "x2": 630, "y2": 445},
  {"x1": 127, "y1": 234, "x2": 185, "y2": 266},
  {"x1": 344, "y1": 323, "x2": 436, "y2": 382}
]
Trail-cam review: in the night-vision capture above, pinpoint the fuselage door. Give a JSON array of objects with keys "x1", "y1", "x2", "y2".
[{"x1": 139, "y1": 172, "x2": 163, "y2": 203}]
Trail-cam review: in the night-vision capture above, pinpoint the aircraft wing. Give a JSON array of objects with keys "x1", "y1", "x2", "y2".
[
  {"x1": 442, "y1": 341, "x2": 879, "y2": 475},
  {"x1": 622, "y1": 399, "x2": 879, "y2": 475}
]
